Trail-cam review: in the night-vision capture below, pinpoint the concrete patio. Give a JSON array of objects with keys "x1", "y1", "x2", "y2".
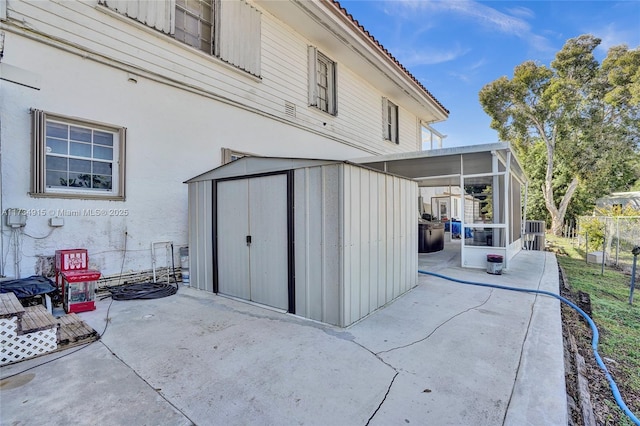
[{"x1": 0, "y1": 244, "x2": 566, "y2": 425}]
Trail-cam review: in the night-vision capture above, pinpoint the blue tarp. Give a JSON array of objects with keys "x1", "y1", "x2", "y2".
[{"x1": 0, "y1": 275, "x2": 57, "y2": 298}]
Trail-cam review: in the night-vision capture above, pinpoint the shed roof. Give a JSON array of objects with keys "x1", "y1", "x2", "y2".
[
  {"x1": 185, "y1": 157, "x2": 339, "y2": 183},
  {"x1": 185, "y1": 156, "x2": 415, "y2": 184}
]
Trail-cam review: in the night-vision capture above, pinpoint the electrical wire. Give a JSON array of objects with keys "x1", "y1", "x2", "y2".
[
  {"x1": 418, "y1": 269, "x2": 640, "y2": 426},
  {"x1": 22, "y1": 228, "x2": 56, "y2": 240},
  {"x1": 106, "y1": 282, "x2": 177, "y2": 300}
]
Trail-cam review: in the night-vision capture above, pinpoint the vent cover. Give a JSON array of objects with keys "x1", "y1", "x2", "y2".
[{"x1": 284, "y1": 101, "x2": 296, "y2": 118}]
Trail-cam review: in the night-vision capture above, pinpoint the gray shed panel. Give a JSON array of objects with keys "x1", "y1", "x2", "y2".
[
  {"x1": 188, "y1": 181, "x2": 214, "y2": 292},
  {"x1": 293, "y1": 165, "x2": 341, "y2": 325}
]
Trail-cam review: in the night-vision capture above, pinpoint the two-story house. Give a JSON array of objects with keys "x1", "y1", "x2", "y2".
[{"x1": 0, "y1": 0, "x2": 448, "y2": 281}]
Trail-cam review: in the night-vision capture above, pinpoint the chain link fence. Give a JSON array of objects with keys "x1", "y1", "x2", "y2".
[{"x1": 571, "y1": 216, "x2": 640, "y2": 275}]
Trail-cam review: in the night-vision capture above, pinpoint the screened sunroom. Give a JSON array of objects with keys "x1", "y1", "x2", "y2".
[{"x1": 352, "y1": 143, "x2": 528, "y2": 270}]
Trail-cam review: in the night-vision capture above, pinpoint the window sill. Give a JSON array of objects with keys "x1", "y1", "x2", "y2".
[
  {"x1": 309, "y1": 106, "x2": 337, "y2": 117},
  {"x1": 29, "y1": 192, "x2": 126, "y2": 201}
]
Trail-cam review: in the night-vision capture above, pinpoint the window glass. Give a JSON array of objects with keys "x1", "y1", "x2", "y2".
[
  {"x1": 46, "y1": 122, "x2": 68, "y2": 138},
  {"x1": 314, "y1": 52, "x2": 336, "y2": 115},
  {"x1": 46, "y1": 155, "x2": 68, "y2": 171},
  {"x1": 93, "y1": 161, "x2": 112, "y2": 175},
  {"x1": 175, "y1": 0, "x2": 212, "y2": 53},
  {"x1": 70, "y1": 142, "x2": 92, "y2": 158},
  {"x1": 70, "y1": 126, "x2": 92, "y2": 142},
  {"x1": 46, "y1": 170, "x2": 67, "y2": 188},
  {"x1": 94, "y1": 131, "x2": 113, "y2": 147},
  {"x1": 93, "y1": 146, "x2": 113, "y2": 161},
  {"x1": 46, "y1": 138, "x2": 68, "y2": 155},
  {"x1": 463, "y1": 227, "x2": 506, "y2": 247},
  {"x1": 384, "y1": 99, "x2": 398, "y2": 143}
]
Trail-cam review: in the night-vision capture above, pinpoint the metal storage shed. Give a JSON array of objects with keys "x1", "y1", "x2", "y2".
[{"x1": 185, "y1": 157, "x2": 418, "y2": 327}]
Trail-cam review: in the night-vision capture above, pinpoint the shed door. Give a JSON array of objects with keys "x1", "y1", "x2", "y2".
[{"x1": 217, "y1": 174, "x2": 288, "y2": 310}]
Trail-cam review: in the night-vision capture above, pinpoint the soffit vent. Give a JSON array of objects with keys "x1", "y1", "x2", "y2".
[{"x1": 285, "y1": 101, "x2": 296, "y2": 118}]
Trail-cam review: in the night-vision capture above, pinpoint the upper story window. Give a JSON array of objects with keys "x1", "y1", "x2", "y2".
[
  {"x1": 175, "y1": 0, "x2": 213, "y2": 54},
  {"x1": 99, "y1": 0, "x2": 261, "y2": 76},
  {"x1": 31, "y1": 110, "x2": 126, "y2": 200},
  {"x1": 382, "y1": 97, "x2": 399, "y2": 144},
  {"x1": 308, "y1": 46, "x2": 337, "y2": 116}
]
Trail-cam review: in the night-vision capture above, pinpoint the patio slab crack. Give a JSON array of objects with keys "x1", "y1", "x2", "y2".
[
  {"x1": 365, "y1": 371, "x2": 399, "y2": 426},
  {"x1": 376, "y1": 289, "x2": 494, "y2": 356},
  {"x1": 353, "y1": 289, "x2": 494, "y2": 425}
]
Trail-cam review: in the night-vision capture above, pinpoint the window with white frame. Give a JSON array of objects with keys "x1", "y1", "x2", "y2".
[
  {"x1": 308, "y1": 46, "x2": 337, "y2": 115},
  {"x1": 99, "y1": 0, "x2": 261, "y2": 76},
  {"x1": 31, "y1": 110, "x2": 126, "y2": 199},
  {"x1": 382, "y1": 97, "x2": 398, "y2": 143}
]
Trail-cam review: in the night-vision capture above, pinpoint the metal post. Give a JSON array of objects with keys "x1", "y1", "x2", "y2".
[
  {"x1": 630, "y1": 246, "x2": 639, "y2": 305},
  {"x1": 585, "y1": 231, "x2": 588, "y2": 264},
  {"x1": 601, "y1": 225, "x2": 606, "y2": 276},
  {"x1": 615, "y1": 217, "x2": 620, "y2": 266}
]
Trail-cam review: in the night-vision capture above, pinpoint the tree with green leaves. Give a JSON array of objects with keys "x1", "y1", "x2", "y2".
[{"x1": 479, "y1": 35, "x2": 640, "y2": 235}]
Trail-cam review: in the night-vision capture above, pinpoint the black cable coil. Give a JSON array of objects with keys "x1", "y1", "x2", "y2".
[{"x1": 107, "y1": 282, "x2": 177, "y2": 300}]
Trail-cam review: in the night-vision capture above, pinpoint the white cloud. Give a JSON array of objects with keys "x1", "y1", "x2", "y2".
[
  {"x1": 506, "y1": 6, "x2": 535, "y2": 20},
  {"x1": 591, "y1": 23, "x2": 639, "y2": 52},
  {"x1": 396, "y1": 44, "x2": 471, "y2": 66},
  {"x1": 391, "y1": 0, "x2": 530, "y2": 35},
  {"x1": 384, "y1": 0, "x2": 550, "y2": 51}
]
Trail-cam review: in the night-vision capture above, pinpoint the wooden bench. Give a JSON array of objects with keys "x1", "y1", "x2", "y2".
[{"x1": 0, "y1": 292, "x2": 26, "y2": 319}]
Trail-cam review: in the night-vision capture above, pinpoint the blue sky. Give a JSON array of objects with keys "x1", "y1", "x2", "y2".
[{"x1": 338, "y1": 0, "x2": 640, "y2": 148}]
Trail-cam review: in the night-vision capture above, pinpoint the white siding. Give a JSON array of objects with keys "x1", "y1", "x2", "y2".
[{"x1": 5, "y1": 0, "x2": 426, "y2": 156}]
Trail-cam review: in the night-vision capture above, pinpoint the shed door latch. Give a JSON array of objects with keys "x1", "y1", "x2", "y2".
[{"x1": 246, "y1": 235, "x2": 252, "y2": 246}]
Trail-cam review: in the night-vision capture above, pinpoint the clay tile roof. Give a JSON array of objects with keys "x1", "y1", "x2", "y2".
[{"x1": 330, "y1": 0, "x2": 449, "y2": 116}]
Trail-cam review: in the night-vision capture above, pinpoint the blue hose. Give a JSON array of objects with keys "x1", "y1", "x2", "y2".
[{"x1": 418, "y1": 269, "x2": 640, "y2": 426}]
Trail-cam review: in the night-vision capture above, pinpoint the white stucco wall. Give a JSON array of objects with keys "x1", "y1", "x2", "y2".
[{"x1": 0, "y1": 0, "x2": 443, "y2": 278}]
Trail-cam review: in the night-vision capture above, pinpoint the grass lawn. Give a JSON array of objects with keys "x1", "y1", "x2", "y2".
[{"x1": 547, "y1": 234, "x2": 640, "y2": 424}]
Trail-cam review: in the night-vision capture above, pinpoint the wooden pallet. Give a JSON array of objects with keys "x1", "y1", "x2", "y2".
[
  {"x1": 21, "y1": 305, "x2": 58, "y2": 333},
  {"x1": 57, "y1": 313, "x2": 99, "y2": 348},
  {"x1": 0, "y1": 292, "x2": 25, "y2": 319}
]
